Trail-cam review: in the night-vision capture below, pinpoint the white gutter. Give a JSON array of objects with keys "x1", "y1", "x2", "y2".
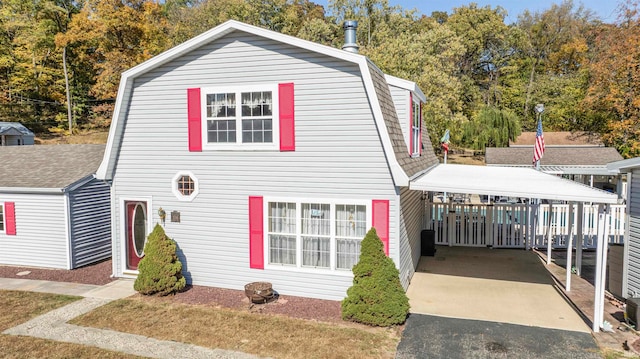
[{"x1": 0, "y1": 187, "x2": 64, "y2": 194}]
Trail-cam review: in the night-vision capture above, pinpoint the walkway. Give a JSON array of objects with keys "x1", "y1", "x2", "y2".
[{"x1": 1, "y1": 278, "x2": 263, "y2": 359}]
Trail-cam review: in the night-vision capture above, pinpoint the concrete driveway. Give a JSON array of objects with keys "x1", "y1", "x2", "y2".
[{"x1": 406, "y1": 246, "x2": 588, "y2": 333}]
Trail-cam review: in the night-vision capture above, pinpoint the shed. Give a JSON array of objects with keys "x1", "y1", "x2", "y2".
[
  {"x1": 0, "y1": 122, "x2": 34, "y2": 146},
  {"x1": 0, "y1": 144, "x2": 111, "y2": 269}
]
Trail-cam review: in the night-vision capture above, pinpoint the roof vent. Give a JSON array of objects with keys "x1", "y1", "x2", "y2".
[{"x1": 342, "y1": 20, "x2": 359, "y2": 53}]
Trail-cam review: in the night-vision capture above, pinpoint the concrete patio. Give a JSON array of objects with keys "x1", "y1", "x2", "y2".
[{"x1": 406, "y1": 246, "x2": 589, "y2": 333}]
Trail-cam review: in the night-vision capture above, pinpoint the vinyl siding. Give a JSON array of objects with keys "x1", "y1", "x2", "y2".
[
  {"x1": 388, "y1": 85, "x2": 409, "y2": 154},
  {"x1": 627, "y1": 169, "x2": 640, "y2": 297},
  {"x1": 398, "y1": 186, "x2": 423, "y2": 289},
  {"x1": 68, "y1": 178, "x2": 112, "y2": 268},
  {"x1": 0, "y1": 194, "x2": 68, "y2": 268},
  {"x1": 111, "y1": 31, "x2": 399, "y2": 300}
]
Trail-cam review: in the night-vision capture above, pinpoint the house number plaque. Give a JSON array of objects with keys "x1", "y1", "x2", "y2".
[{"x1": 171, "y1": 211, "x2": 181, "y2": 223}]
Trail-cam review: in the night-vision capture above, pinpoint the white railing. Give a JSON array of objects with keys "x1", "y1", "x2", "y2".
[{"x1": 424, "y1": 202, "x2": 626, "y2": 249}]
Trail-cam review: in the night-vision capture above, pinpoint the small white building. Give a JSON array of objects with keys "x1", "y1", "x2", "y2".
[
  {"x1": 0, "y1": 144, "x2": 111, "y2": 269},
  {"x1": 0, "y1": 122, "x2": 34, "y2": 146}
]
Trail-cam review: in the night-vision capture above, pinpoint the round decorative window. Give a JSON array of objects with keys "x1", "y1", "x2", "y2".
[{"x1": 172, "y1": 171, "x2": 199, "y2": 201}]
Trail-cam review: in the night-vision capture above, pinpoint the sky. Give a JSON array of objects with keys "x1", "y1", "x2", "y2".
[{"x1": 317, "y1": 1, "x2": 620, "y2": 24}]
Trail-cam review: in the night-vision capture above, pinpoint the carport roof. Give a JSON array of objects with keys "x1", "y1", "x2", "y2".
[{"x1": 410, "y1": 164, "x2": 619, "y2": 204}]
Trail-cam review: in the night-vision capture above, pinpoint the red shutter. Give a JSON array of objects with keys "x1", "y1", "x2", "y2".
[
  {"x1": 409, "y1": 93, "x2": 413, "y2": 156},
  {"x1": 372, "y1": 200, "x2": 389, "y2": 256},
  {"x1": 187, "y1": 88, "x2": 202, "y2": 152},
  {"x1": 279, "y1": 83, "x2": 295, "y2": 151},
  {"x1": 249, "y1": 196, "x2": 264, "y2": 269},
  {"x1": 419, "y1": 101, "x2": 423, "y2": 155},
  {"x1": 5, "y1": 202, "x2": 15, "y2": 235}
]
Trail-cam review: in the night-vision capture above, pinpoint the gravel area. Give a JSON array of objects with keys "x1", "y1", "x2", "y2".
[
  {"x1": 145, "y1": 285, "x2": 344, "y2": 323},
  {"x1": 0, "y1": 259, "x2": 343, "y2": 323},
  {"x1": 0, "y1": 259, "x2": 114, "y2": 285}
]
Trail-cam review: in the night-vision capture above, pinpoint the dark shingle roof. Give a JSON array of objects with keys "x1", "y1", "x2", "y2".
[
  {"x1": 367, "y1": 62, "x2": 439, "y2": 179},
  {"x1": 485, "y1": 147, "x2": 623, "y2": 166},
  {"x1": 0, "y1": 144, "x2": 105, "y2": 189}
]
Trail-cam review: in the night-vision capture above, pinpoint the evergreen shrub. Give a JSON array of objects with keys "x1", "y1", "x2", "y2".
[
  {"x1": 134, "y1": 224, "x2": 186, "y2": 296},
  {"x1": 341, "y1": 227, "x2": 410, "y2": 326}
]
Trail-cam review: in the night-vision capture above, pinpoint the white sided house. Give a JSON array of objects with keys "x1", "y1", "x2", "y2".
[
  {"x1": 0, "y1": 144, "x2": 111, "y2": 269},
  {"x1": 608, "y1": 158, "x2": 640, "y2": 299},
  {"x1": 97, "y1": 20, "x2": 438, "y2": 300}
]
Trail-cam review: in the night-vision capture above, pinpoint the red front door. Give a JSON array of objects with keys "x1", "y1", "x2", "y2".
[{"x1": 126, "y1": 201, "x2": 148, "y2": 270}]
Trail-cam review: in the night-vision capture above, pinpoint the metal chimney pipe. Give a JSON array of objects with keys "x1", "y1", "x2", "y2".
[{"x1": 342, "y1": 20, "x2": 359, "y2": 53}]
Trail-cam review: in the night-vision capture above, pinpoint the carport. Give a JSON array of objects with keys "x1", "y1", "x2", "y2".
[
  {"x1": 407, "y1": 246, "x2": 587, "y2": 332},
  {"x1": 410, "y1": 164, "x2": 619, "y2": 332}
]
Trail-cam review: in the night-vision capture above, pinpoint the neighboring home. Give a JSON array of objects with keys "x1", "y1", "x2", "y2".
[
  {"x1": 0, "y1": 144, "x2": 111, "y2": 269},
  {"x1": 486, "y1": 131, "x2": 623, "y2": 193},
  {"x1": 0, "y1": 122, "x2": 34, "y2": 146},
  {"x1": 607, "y1": 157, "x2": 640, "y2": 300},
  {"x1": 96, "y1": 20, "x2": 437, "y2": 300}
]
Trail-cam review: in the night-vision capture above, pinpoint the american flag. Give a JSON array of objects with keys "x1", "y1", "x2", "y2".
[{"x1": 532, "y1": 118, "x2": 545, "y2": 164}]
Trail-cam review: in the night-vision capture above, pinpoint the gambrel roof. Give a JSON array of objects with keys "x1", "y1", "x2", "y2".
[
  {"x1": 0, "y1": 144, "x2": 105, "y2": 193},
  {"x1": 96, "y1": 20, "x2": 436, "y2": 186}
]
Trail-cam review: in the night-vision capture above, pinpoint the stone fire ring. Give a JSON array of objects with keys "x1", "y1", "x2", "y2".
[{"x1": 244, "y1": 282, "x2": 275, "y2": 304}]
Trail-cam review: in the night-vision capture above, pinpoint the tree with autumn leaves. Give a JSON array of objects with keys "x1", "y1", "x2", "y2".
[
  {"x1": 0, "y1": 0, "x2": 639, "y2": 158},
  {"x1": 583, "y1": 2, "x2": 640, "y2": 158},
  {"x1": 55, "y1": 0, "x2": 170, "y2": 130}
]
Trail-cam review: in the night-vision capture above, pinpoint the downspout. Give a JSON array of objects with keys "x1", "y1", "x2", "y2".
[
  {"x1": 622, "y1": 171, "x2": 632, "y2": 298},
  {"x1": 63, "y1": 190, "x2": 72, "y2": 269}
]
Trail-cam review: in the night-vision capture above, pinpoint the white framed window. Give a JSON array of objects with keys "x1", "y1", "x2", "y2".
[
  {"x1": 201, "y1": 84, "x2": 279, "y2": 150},
  {"x1": 335, "y1": 204, "x2": 367, "y2": 269},
  {"x1": 171, "y1": 171, "x2": 199, "y2": 201},
  {"x1": 265, "y1": 198, "x2": 370, "y2": 273},
  {"x1": 411, "y1": 98, "x2": 421, "y2": 156},
  {"x1": 0, "y1": 204, "x2": 4, "y2": 232}
]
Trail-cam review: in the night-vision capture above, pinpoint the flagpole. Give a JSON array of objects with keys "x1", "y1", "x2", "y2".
[
  {"x1": 441, "y1": 129, "x2": 450, "y2": 203},
  {"x1": 534, "y1": 104, "x2": 544, "y2": 173},
  {"x1": 443, "y1": 149, "x2": 447, "y2": 203},
  {"x1": 533, "y1": 104, "x2": 545, "y2": 256}
]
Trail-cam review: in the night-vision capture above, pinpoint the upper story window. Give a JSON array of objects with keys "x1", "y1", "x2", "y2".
[
  {"x1": 0, "y1": 204, "x2": 4, "y2": 231},
  {"x1": 266, "y1": 199, "x2": 369, "y2": 272},
  {"x1": 202, "y1": 85, "x2": 278, "y2": 150},
  {"x1": 411, "y1": 98, "x2": 421, "y2": 156}
]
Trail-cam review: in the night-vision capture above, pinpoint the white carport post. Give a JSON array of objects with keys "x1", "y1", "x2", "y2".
[
  {"x1": 565, "y1": 202, "x2": 575, "y2": 291},
  {"x1": 575, "y1": 202, "x2": 584, "y2": 276},
  {"x1": 525, "y1": 202, "x2": 532, "y2": 250},
  {"x1": 593, "y1": 204, "x2": 611, "y2": 333},
  {"x1": 547, "y1": 203, "x2": 553, "y2": 265}
]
